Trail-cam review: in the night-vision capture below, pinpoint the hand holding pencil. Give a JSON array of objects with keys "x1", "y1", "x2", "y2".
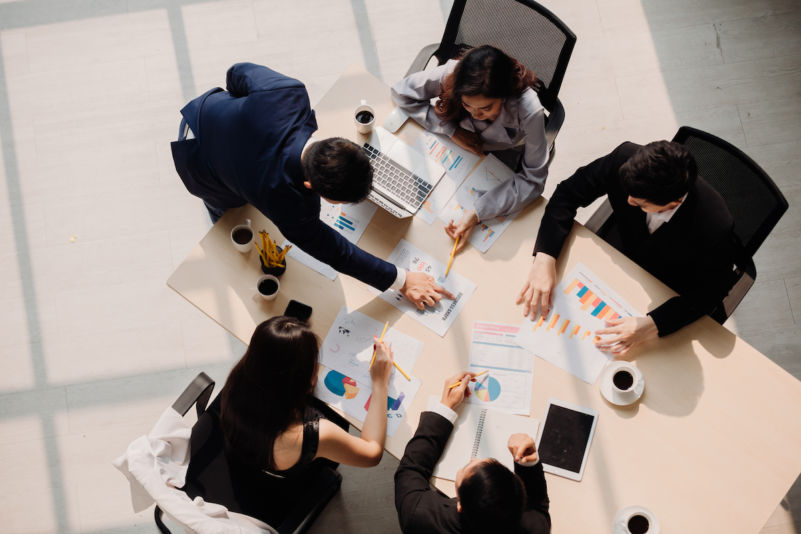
[
  {"x1": 441, "y1": 372, "x2": 474, "y2": 410},
  {"x1": 369, "y1": 338, "x2": 394, "y2": 387}
]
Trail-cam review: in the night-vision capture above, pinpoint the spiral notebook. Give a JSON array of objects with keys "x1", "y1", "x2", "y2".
[{"x1": 432, "y1": 404, "x2": 539, "y2": 481}]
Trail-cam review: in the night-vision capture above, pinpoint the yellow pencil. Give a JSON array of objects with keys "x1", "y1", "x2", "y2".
[
  {"x1": 448, "y1": 369, "x2": 488, "y2": 389},
  {"x1": 369, "y1": 321, "x2": 389, "y2": 368},
  {"x1": 445, "y1": 236, "x2": 460, "y2": 277},
  {"x1": 393, "y1": 360, "x2": 411, "y2": 381}
]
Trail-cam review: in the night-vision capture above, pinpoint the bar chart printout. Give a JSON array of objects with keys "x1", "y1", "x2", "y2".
[{"x1": 514, "y1": 262, "x2": 639, "y2": 384}]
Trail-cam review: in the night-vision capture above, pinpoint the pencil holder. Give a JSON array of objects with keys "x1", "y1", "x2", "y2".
[{"x1": 260, "y1": 247, "x2": 287, "y2": 277}]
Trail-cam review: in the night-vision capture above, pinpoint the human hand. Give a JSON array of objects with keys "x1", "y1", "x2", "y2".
[
  {"x1": 451, "y1": 127, "x2": 483, "y2": 155},
  {"x1": 369, "y1": 339, "x2": 394, "y2": 387},
  {"x1": 507, "y1": 433, "x2": 538, "y2": 464},
  {"x1": 444, "y1": 210, "x2": 479, "y2": 253},
  {"x1": 440, "y1": 372, "x2": 474, "y2": 410},
  {"x1": 401, "y1": 271, "x2": 456, "y2": 310},
  {"x1": 594, "y1": 316, "x2": 658, "y2": 357},
  {"x1": 515, "y1": 253, "x2": 557, "y2": 320}
]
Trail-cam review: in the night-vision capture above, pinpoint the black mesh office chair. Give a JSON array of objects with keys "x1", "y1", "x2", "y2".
[
  {"x1": 154, "y1": 373, "x2": 345, "y2": 534},
  {"x1": 405, "y1": 0, "x2": 576, "y2": 152},
  {"x1": 585, "y1": 127, "x2": 789, "y2": 323}
]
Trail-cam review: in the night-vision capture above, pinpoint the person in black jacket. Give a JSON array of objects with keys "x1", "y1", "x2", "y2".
[
  {"x1": 395, "y1": 373, "x2": 551, "y2": 534},
  {"x1": 516, "y1": 140, "x2": 739, "y2": 356}
]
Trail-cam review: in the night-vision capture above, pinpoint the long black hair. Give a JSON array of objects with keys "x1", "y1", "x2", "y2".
[{"x1": 219, "y1": 316, "x2": 319, "y2": 469}]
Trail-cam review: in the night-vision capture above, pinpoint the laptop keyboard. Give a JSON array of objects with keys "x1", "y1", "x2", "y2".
[{"x1": 362, "y1": 142, "x2": 433, "y2": 211}]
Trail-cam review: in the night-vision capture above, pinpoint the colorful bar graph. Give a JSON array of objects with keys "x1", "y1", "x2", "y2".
[
  {"x1": 558, "y1": 318, "x2": 570, "y2": 335},
  {"x1": 564, "y1": 278, "x2": 624, "y2": 321},
  {"x1": 333, "y1": 212, "x2": 356, "y2": 232}
]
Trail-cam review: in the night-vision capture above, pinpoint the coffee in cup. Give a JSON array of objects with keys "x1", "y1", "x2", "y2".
[
  {"x1": 354, "y1": 99, "x2": 375, "y2": 135},
  {"x1": 230, "y1": 219, "x2": 253, "y2": 253},
  {"x1": 613, "y1": 369, "x2": 634, "y2": 392},
  {"x1": 256, "y1": 274, "x2": 280, "y2": 301},
  {"x1": 627, "y1": 513, "x2": 650, "y2": 534}
]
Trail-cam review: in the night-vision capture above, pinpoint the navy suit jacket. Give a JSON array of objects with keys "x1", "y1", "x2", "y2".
[
  {"x1": 171, "y1": 63, "x2": 397, "y2": 290},
  {"x1": 395, "y1": 411, "x2": 551, "y2": 534},
  {"x1": 534, "y1": 142, "x2": 740, "y2": 336}
]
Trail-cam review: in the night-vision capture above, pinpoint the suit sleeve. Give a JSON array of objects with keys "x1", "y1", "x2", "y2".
[
  {"x1": 474, "y1": 106, "x2": 549, "y2": 220},
  {"x1": 226, "y1": 62, "x2": 288, "y2": 97},
  {"x1": 280, "y1": 217, "x2": 397, "y2": 291},
  {"x1": 647, "y1": 231, "x2": 737, "y2": 336},
  {"x1": 391, "y1": 61, "x2": 459, "y2": 137},
  {"x1": 514, "y1": 462, "x2": 551, "y2": 529},
  {"x1": 534, "y1": 143, "x2": 635, "y2": 258},
  {"x1": 394, "y1": 412, "x2": 454, "y2": 532}
]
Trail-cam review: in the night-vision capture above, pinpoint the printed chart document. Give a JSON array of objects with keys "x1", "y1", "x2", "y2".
[
  {"x1": 440, "y1": 154, "x2": 518, "y2": 253},
  {"x1": 515, "y1": 263, "x2": 639, "y2": 384},
  {"x1": 466, "y1": 322, "x2": 534, "y2": 416},
  {"x1": 379, "y1": 239, "x2": 476, "y2": 336},
  {"x1": 315, "y1": 307, "x2": 423, "y2": 436},
  {"x1": 413, "y1": 132, "x2": 479, "y2": 224},
  {"x1": 285, "y1": 199, "x2": 378, "y2": 279},
  {"x1": 433, "y1": 404, "x2": 539, "y2": 481}
]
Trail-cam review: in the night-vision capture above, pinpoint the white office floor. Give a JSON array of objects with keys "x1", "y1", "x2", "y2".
[{"x1": 0, "y1": 0, "x2": 798, "y2": 532}]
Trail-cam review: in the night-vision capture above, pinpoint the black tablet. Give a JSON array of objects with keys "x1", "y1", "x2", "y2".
[{"x1": 536, "y1": 398, "x2": 598, "y2": 481}]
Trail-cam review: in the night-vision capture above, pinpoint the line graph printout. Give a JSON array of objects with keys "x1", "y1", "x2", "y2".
[
  {"x1": 514, "y1": 263, "x2": 639, "y2": 384},
  {"x1": 439, "y1": 154, "x2": 517, "y2": 253},
  {"x1": 466, "y1": 322, "x2": 534, "y2": 415},
  {"x1": 413, "y1": 132, "x2": 479, "y2": 224},
  {"x1": 379, "y1": 240, "x2": 476, "y2": 336},
  {"x1": 314, "y1": 363, "x2": 421, "y2": 437}
]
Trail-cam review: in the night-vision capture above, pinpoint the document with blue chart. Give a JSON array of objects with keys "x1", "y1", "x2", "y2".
[
  {"x1": 466, "y1": 322, "x2": 534, "y2": 416},
  {"x1": 379, "y1": 239, "x2": 476, "y2": 336}
]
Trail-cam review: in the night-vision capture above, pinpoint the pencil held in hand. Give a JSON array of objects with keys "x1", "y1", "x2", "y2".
[
  {"x1": 369, "y1": 321, "x2": 389, "y2": 368},
  {"x1": 445, "y1": 236, "x2": 460, "y2": 277},
  {"x1": 448, "y1": 370, "x2": 487, "y2": 389}
]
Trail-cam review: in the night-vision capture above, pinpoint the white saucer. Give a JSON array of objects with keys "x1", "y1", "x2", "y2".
[
  {"x1": 600, "y1": 361, "x2": 645, "y2": 406},
  {"x1": 613, "y1": 505, "x2": 659, "y2": 534}
]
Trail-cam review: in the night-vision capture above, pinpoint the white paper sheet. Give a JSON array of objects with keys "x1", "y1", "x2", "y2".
[
  {"x1": 378, "y1": 239, "x2": 476, "y2": 337},
  {"x1": 319, "y1": 307, "x2": 422, "y2": 386},
  {"x1": 466, "y1": 322, "x2": 533, "y2": 415},
  {"x1": 514, "y1": 263, "x2": 639, "y2": 384},
  {"x1": 284, "y1": 240, "x2": 338, "y2": 280},
  {"x1": 439, "y1": 154, "x2": 517, "y2": 253},
  {"x1": 413, "y1": 132, "x2": 480, "y2": 224}
]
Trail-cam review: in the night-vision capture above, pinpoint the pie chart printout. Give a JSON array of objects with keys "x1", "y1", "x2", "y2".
[{"x1": 473, "y1": 376, "x2": 501, "y2": 402}]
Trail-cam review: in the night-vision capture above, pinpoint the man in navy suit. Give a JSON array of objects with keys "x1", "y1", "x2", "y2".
[
  {"x1": 172, "y1": 62, "x2": 451, "y2": 307},
  {"x1": 516, "y1": 140, "x2": 740, "y2": 355}
]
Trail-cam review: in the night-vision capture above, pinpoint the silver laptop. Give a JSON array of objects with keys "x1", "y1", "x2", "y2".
[{"x1": 362, "y1": 127, "x2": 445, "y2": 218}]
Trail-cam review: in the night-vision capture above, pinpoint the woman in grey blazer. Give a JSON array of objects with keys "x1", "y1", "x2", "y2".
[{"x1": 391, "y1": 45, "x2": 549, "y2": 251}]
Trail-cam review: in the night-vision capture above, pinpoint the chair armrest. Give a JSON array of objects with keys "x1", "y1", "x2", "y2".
[
  {"x1": 722, "y1": 266, "x2": 756, "y2": 318},
  {"x1": 585, "y1": 198, "x2": 613, "y2": 234},
  {"x1": 405, "y1": 43, "x2": 441, "y2": 77},
  {"x1": 544, "y1": 98, "x2": 565, "y2": 151},
  {"x1": 172, "y1": 372, "x2": 215, "y2": 417}
]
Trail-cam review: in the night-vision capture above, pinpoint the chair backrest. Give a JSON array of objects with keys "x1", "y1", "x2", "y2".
[
  {"x1": 433, "y1": 0, "x2": 576, "y2": 112},
  {"x1": 672, "y1": 126, "x2": 788, "y2": 258}
]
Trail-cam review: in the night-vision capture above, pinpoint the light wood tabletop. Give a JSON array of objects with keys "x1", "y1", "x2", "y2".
[{"x1": 167, "y1": 64, "x2": 801, "y2": 534}]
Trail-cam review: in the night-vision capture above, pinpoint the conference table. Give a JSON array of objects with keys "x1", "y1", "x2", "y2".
[{"x1": 167, "y1": 64, "x2": 801, "y2": 533}]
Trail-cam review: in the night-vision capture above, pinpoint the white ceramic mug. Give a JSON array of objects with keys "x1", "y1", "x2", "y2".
[
  {"x1": 354, "y1": 99, "x2": 376, "y2": 135},
  {"x1": 230, "y1": 219, "x2": 253, "y2": 253},
  {"x1": 256, "y1": 274, "x2": 280, "y2": 301}
]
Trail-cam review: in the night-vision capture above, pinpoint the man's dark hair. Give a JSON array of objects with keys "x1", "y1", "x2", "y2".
[
  {"x1": 302, "y1": 137, "x2": 373, "y2": 202},
  {"x1": 457, "y1": 459, "x2": 526, "y2": 534},
  {"x1": 619, "y1": 140, "x2": 697, "y2": 206}
]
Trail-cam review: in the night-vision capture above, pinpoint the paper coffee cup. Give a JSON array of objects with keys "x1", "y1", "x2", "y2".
[
  {"x1": 354, "y1": 99, "x2": 375, "y2": 135},
  {"x1": 230, "y1": 219, "x2": 253, "y2": 254}
]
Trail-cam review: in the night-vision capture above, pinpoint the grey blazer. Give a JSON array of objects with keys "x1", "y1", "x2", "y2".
[{"x1": 391, "y1": 60, "x2": 549, "y2": 220}]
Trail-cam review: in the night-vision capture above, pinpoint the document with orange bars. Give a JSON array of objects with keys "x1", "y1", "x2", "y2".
[{"x1": 515, "y1": 263, "x2": 639, "y2": 384}]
